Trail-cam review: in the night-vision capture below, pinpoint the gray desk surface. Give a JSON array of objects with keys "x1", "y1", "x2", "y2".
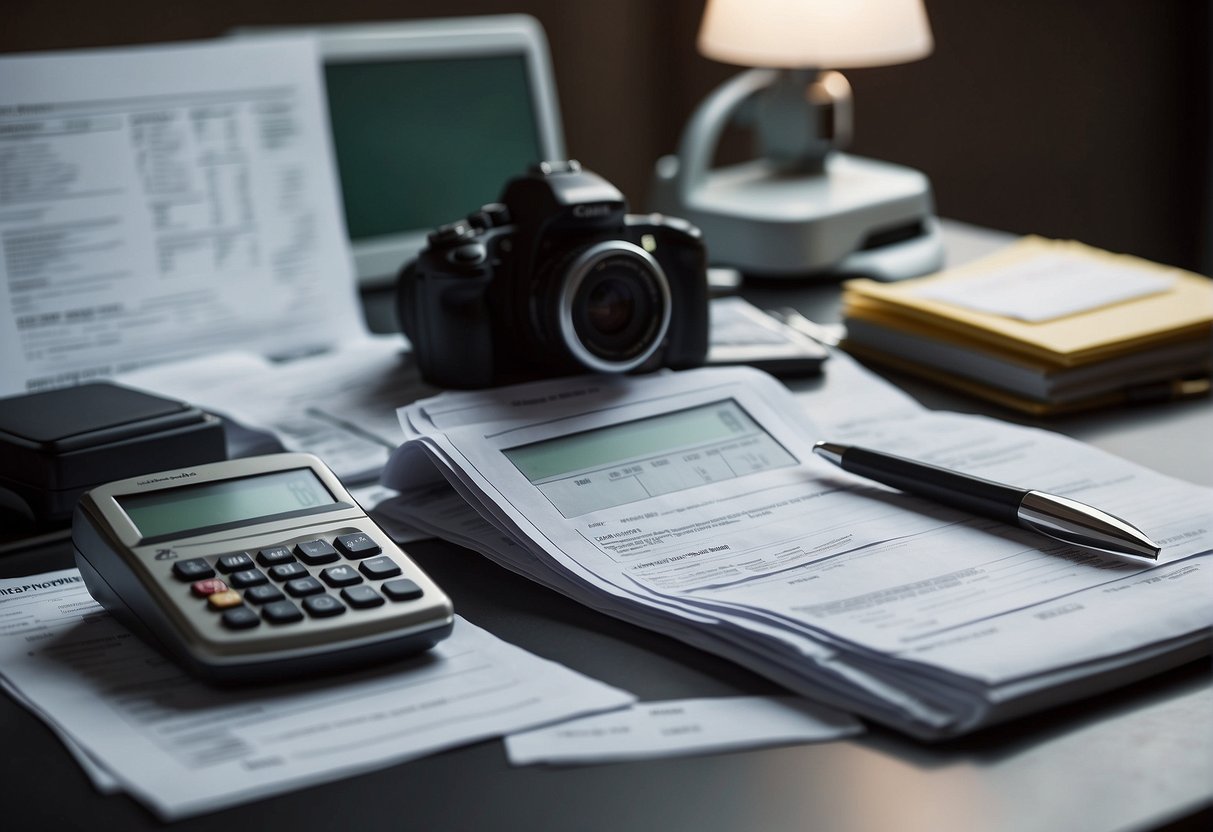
[{"x1": 2, "y1": 221, "x2": 1210, "y2": 831}]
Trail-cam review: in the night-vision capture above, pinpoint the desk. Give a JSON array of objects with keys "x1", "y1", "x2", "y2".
[{"x1": 3, "y1": 221, "x2": 1210, "y2": 831}]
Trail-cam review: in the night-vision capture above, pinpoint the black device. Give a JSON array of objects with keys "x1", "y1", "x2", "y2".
[
  {"x1": 0, "y1": 382, "x2": 226, "y2": 529},
  {"x1": 397, "y1": 160, "x2": 710, "y2": 388}
]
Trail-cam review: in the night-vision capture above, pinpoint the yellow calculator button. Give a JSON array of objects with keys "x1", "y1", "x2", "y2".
[{"x1": 207, "y1": 590, "x2": 244, "y2": 610}]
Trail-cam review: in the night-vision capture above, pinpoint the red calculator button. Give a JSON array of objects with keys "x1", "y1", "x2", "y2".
[{"x1": 191, "y1": 578, "x2": 229, "y2": 598}]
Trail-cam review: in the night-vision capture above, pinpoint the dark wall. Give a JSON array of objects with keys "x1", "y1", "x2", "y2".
[
  {"x1": 843, "y1": 1, "x2": 1212, "y2": 274},
  {"x1": 5, "y1": 0, "x2": 1208, "y2": 273}
]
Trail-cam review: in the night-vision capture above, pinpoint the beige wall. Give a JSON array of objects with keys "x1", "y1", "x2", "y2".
[{"x1": 4, "y1": 0, "x2": 1208, "y2": 272}]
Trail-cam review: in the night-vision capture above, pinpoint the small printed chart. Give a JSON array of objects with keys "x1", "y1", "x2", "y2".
[{"x1": 503, "y1": 399, "x2": 798, "y2": 517}]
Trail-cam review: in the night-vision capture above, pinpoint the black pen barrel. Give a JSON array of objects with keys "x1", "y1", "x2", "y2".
[{"x1": 840, "y1": 447, "x2": 1025, "y2": 523}]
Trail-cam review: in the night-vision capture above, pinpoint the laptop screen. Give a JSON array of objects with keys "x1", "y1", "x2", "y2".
[{"x1": 325, "y1": 54, "x2": 544, "y2": 242}]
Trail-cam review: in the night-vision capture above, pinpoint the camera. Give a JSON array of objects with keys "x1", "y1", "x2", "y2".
[{"x1": 397, "y1": 160, "x2": 709, "y2": 388}]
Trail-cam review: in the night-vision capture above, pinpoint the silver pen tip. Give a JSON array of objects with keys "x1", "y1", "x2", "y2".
[
  {"x1": 1018, "y1": 491, "x2": 1161, "y2": 561},
  {"x1": 812, "y1": 442, "x2": 846, "y2": 466}
]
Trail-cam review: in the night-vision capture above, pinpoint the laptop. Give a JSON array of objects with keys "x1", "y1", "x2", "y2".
[{"x1": 236, "y1": 16, "x2": 565, "y2": 287}]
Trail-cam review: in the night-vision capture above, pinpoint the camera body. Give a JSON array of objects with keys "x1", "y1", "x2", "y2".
[{"x1": 398, "y1": 161, "x2": 709, "y2": 389}]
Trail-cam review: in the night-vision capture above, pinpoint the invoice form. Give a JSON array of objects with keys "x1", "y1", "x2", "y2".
[{"x1": 0, "y1": 38, "x2": 363, "y2": 394}]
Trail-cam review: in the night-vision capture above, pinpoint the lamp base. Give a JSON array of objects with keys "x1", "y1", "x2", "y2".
[{"x1": 650, "y1": 152, "x2": 944, "y2": 280}]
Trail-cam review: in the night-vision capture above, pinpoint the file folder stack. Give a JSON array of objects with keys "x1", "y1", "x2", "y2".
[{"x1": 840, "y1": 237, "x2": 1213, "y2": 414}]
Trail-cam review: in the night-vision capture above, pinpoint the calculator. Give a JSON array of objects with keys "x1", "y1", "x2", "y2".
[{"x1": 72, "y1": 453, "x2": 453, "y2": 682}]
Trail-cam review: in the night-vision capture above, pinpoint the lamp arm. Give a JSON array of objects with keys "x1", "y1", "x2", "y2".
[{"x1": 673, "y1": 68, "x2": 779, "y2": 202}]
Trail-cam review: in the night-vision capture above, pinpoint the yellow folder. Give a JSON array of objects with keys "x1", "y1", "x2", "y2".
[{"x1": 842, "y1": 237, "x2": 1213, "y2": 367}]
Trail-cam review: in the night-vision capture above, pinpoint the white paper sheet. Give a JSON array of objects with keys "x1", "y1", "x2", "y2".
[
  {"x1": 0, "y1": 570, "x2": 634, "y2": 820},
  {"x1": 504, "y1": 696, "x2": 862, "y2": 765},
  {"x1": 0, "y1": 38, "x2": 365, "y2": 395},
  {"x1": 913, "y1": 252, "x2": 1173, "y2": 321}
]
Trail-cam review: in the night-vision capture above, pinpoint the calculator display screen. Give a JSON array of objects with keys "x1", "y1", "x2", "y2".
[{"x1": 117, "y1": 468, "x2": 336, "y2": 539}]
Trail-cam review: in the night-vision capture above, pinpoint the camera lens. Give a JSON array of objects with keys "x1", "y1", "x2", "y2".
[
  {"x1": 586, "y1": 279, "x2": 635, "y2": 336},
  {"x1": 557, "y1": 241, "x2": 672, "y2": 374}
]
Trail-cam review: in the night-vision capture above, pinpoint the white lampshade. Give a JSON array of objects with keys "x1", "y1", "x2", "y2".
[{"x1": 698, "y1": 0, "x2": 933, "y2": 69}]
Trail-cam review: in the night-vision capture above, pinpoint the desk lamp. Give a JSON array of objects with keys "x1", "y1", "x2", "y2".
[{"x1": 650, "y1": 0, "x2": 945, "y2": 279}]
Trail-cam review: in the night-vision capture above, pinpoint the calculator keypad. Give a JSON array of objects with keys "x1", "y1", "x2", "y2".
[{"x1": 172, "y1": 531, "x2": 426, "y2": 632}]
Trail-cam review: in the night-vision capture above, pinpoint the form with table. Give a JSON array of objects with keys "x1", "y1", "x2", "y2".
[{"x1": 2, "y1": 221, "x2": 1210, "y2": 832}]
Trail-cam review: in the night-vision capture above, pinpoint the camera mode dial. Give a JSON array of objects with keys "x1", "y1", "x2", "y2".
[
  {"x1": 428, "y1": 221, "x2": 475, "y2": 248},
  {"x1": 468, "y1": 203, "x2": 510, "y2": 230},
  {"x1": 447, "y1": 242, "x2": 487, "y2": 267}
]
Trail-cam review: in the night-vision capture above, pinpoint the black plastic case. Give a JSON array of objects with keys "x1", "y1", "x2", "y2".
[{"x1": 0, "y1": 382, "x2": 225, "y2": 525}]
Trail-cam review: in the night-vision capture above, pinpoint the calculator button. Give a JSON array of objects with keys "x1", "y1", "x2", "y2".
[
  {"x1": 320, "y1": 565, "x2": 362, "y2": 587},
  {"x1": 341, "y1": 585, "x2": 384, "y2": 609},
  {"x1": 230, "y1": 568, "x2": 268, "y2": 588},
  {"x1": 262, "y1": 600, "x2": 304, "y2": 624},
  {"x1": 285, "y1": 576, "x2": 324, "y2": 597},
  {"x1": 334, "y1": 533, "x2": 381, "y2": 559},
  {"x1": 257, "y1": 546, "x2": 296, "y2": 567},
  {"x1": 303, "y1": 594, "x2": 346, "y2": 618},
  {"x1": 382, "y1": 579, "x2": 424, "y2": 602},
  {"x1": 222, "y1": 607, "x2": 261, "y2": 630},
  {"x1": 269, "y1": 562, "x2": 308, "y2": 581},
  {"x1": 173, "y1": 559, "x2": 215, "y2": 581},
  {"x1": 207, "y1": 590, "x2": 244, "y2": 610},
  {"x1": 244, "y1": 584, "x2": 285, "y2": 605},
  {"x1": 295, "y1": 539, "x2": 339, "y2": 565},
  {"x1": 359, "y1": 556, "x2": 402, "y2": 581},
  {"x1": 191, "y1": 578, "x2": 228, "y2": 598},
  {"x1": 217, "y1": 553, "x2": 255, "y2": 573}
]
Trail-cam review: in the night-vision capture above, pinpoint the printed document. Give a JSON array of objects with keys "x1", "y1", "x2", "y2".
[
  {"x1": 505, "y1": 696, "x2": 862, "y2": 765},
  {"x1": 0, "y1": 570, "x2": 633, "y2": 820},
  {"x1": 0, "y1": 38, "x2": 364, "y2": 395},
  {"x1": 382, "y1": 358, "x2": 1213, "y2": 738}
]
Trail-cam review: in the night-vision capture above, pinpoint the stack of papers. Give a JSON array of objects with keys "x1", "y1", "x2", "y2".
[
  {"x1": 841, "y1": 237, "x2": 1213, "y2": 414},
  {"x1": 380, "y1": 357, "x2": 1213, "y2": 739}
]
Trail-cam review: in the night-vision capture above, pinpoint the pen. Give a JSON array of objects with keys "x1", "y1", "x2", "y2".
[{"x1": 811, "y1": 441, "x2": 1161, "y2": 561}]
